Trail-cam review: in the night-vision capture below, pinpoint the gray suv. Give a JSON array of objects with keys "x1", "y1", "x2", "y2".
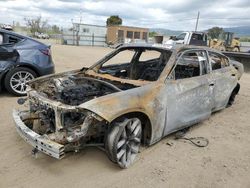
[{"x1": 0, "y1": 29, "x2": 54, "y2": 95}]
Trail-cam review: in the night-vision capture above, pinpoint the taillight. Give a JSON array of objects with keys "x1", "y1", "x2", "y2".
[{"x1": 39, "y1": 48, "x2": 51, "y2": 56}]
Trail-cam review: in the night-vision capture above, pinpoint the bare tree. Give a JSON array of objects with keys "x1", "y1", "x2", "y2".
[{"x1": 24, "y1": 16, "x2": 48, "y2": 35}]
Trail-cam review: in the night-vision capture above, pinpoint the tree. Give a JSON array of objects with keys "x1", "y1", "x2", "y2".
[
  {"x1": 24, "y1": 16, "x2": 48, "y2": 34},
  {"x1": 208, "y1": 27, "x2": 224, "y2": 39},
  {"x1": 149, "y1": 31, "x2": 158, "y2": 37},
  {"x1": 106, "y1": 15, "x2": 122, "y2": 26},
  {"x1": 51, "y1": 25, "x2": 61, "y2": 34}
]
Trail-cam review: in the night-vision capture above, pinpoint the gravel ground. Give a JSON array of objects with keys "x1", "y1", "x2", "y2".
[{"x1": 0, "y1": 44, "x2": 250, "y2": 188}]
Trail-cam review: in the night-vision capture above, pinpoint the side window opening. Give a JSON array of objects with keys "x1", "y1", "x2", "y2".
[
  {"x1": 173, "y1": 50, "x2": 208, "y2": 80},
  {"x1": 189, "y1": 33, "x2": 207, "y2": 46},
  {"x1": 209, "y1": 52, "x2": 229, "y2": 70},
  {"x1": 176, "y1": 33, "x2": 186, "y2": 40},
  {"x1": 7, "y1": 35, "x2": 22, "y2": 44}
]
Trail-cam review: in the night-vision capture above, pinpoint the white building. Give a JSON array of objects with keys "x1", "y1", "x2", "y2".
[{"x1": 63, "y1": 23, "x2": 107, "y2": 46}]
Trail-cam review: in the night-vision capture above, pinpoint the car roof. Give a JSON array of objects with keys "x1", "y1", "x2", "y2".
[
  {"x1": 119, "y1": 43, "x2": 224, "y2": 55},
  {"x1": 0, "y1": 29, "x2": 48, "y2": 47}
]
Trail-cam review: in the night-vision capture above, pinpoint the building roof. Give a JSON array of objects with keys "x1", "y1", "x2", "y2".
[
  {"x1": 107, "y1": 25, "x2": 149, "y2": 30},
  {"x1": 73, "y1": 23, "x2": 106, "y2": 28}
]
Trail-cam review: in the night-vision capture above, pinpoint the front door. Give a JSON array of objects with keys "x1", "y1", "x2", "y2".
[{"x1": 163, "y1": 49, "x2": 214, "y2": 135}]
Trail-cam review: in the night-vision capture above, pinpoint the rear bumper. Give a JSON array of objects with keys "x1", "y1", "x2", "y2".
[
  {"x1": 13, "y1": 109, "x2": 64, "y2": 159},
  {"x1": 39, "y1": 64, "x2": 55, "y2": 76}
]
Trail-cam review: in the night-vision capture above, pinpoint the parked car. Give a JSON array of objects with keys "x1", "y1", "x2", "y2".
[
  {"x1": 0, "y1": 29, "x2": 54, "y2": 95},
  {"x1": 34, "y1": 32, "x2": 50, "y2": 39},
  {"x1": 13, "y1": 44, "x2": 243, "y2": 168}
]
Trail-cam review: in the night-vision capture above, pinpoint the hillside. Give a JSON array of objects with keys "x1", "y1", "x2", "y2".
[{"x1": 150, "y1": 26, "x2": 250, "y2": 37}]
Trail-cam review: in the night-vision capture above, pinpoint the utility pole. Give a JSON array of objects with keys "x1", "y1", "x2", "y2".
[
  {"x1": 195, "y1": 11, "x2": 200, "y2": 31},
  {"x1": 71, "y1": 18, "x2": 75, "y2": 45},
  {"x1": 79, "y1": 9, "x2": 82, "y2": 24}
]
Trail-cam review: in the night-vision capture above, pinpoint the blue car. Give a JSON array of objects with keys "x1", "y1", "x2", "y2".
[{"x1": 0, "y1": 29, "x2": 54, "y2": 95}]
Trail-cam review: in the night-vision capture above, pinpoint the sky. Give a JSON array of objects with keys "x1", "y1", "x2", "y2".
[{"x1": 0, "y1": 0, "x2": 250, "y2": 30}]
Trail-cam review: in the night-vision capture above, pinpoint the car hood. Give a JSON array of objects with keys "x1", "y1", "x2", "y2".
[{"x1": 27, "y1": 69, "x2": 144, "y2": 108}]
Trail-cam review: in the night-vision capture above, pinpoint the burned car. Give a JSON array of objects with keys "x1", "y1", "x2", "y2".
[{"x1": 13, "y1": 44, "x2": 243, "y2": 168}]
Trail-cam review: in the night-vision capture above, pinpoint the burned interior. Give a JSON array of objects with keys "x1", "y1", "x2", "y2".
[{"x1": 91, "y1": 46, "x2": 172, "y2": 81}]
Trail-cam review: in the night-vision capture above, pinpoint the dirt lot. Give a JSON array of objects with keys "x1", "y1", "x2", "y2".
[{"x1": 1, "y1": 44, "x2": 250, "y2": 188}]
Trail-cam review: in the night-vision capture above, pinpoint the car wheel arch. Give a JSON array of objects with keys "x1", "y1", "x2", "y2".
[
  {"x1": 15, "y1": 63, "x2": 41, "y2": 77},
  {"x1": 108, "y1": 111, "x2": 153, "y2": 146},
  {"x1": 227, "y1": 83, "x2": 240, "y2": 107},
  {"x1": 2, "y1": 64, "x2": 39, "y2": 87}
]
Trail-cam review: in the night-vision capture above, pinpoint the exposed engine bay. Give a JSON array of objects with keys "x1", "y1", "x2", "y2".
[
  {"x1": 30, "y1": 73, "x2": 137, "y2": 105},
  {"x1": 20, "y1": 72, "x2": 139, "y2": 153}
]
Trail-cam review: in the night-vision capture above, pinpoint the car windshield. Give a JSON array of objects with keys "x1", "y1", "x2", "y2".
[{"x1": 89, "y1": 47, "x2": 172, "y2": 81}]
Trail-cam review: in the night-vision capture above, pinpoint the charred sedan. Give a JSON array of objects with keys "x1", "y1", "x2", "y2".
[
  {"x1": 0, "y1": 29, "x2": 54, "y2": 95},
  {"x1": 13, "y1": 44, "x2": 243, "y2": 168}
]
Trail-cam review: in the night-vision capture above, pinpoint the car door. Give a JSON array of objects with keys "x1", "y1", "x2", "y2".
[
  {"x1": 208, "y1": 51, "x2": 238, "y2": 111},
  {"x1": 175, "y1": 33, "x2": 187, "y2": 44},
  {"x1": 163, "y1": 49, "x2": 214, "y2": 135}
]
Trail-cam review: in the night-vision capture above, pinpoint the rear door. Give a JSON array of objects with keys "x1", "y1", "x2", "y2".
[
  {"x1": 163, "y1": 49, "x2": 214, "y2": 135},
  {"x1": 208, "y1": 51, "x2": 238, "y2": 111}
]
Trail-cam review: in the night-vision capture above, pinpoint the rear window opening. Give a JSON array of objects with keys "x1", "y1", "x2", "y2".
[{"x1": 95, "y1": 48, "x2": 172, "y2": 81}]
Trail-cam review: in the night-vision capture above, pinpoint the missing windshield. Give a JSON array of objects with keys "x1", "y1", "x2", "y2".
[{"x1": 94, "y1": 47, "x2": 172, "y2": 81}]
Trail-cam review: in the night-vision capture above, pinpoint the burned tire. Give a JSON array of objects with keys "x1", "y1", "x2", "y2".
[
  {"x1": 4, "y1": 67, "x2": 37, "y2": 96},
  {"x1": 105, "y1": 118, "x2": 142, "y2": 168}
]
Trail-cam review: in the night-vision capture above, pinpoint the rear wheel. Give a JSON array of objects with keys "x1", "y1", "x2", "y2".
[
  {"x1": 4, "y1": 67, "x2": 37, "y2": 96},
  {"x1": 106, "y1": 118, "x2": 142, "y2": 168},
  {"x1": 227, "y1": 83, "x2": 240, "y2": 107}
]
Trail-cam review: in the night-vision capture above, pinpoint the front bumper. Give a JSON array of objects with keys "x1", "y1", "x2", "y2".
[{"x1": 13, "y1": 109, "x2": 65, "y2": 159}]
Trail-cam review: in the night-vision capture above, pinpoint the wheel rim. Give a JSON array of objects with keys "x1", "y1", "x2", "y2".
[
  {"x1": 10, "y1": 71, "x2": 34, "y2": 94},
  {"x1": 116, "y1": 118, "x2": 142, "y2": 168}
]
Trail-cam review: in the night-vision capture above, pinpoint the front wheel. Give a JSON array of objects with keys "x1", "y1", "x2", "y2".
[
  {"x1": 106, "y1": 118, "x2": 142, "y2": 168},
  {"x1": 4, "y1": 67, "x2": 37, "y2": 96}
]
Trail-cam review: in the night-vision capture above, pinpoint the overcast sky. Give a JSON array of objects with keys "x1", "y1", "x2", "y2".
[{"x1": 0, "y1": 0, "x2": 250, "y2": 30}]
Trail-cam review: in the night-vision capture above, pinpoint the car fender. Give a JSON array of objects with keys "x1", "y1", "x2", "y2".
[
  {"x1": 78, "y1": 86, "x2": 154, "y2": 123},
  {"x1": 78, "y1": 82, "x2": 167, "y2": 144}
]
